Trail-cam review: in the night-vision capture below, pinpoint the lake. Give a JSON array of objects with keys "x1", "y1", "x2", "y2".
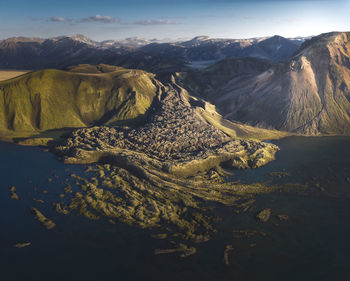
[{"x1": 1, "y1": 136, "x2": 350, "y2": 281}]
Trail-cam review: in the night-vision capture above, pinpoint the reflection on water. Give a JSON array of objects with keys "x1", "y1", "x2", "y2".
[{"x1": 1, "y1": 137, "x2": 350, "y2": 281}]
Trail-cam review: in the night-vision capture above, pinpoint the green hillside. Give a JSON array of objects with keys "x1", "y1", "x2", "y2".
[{"x1": 0, "y1": 65, "x2": 158, "y2": 138}]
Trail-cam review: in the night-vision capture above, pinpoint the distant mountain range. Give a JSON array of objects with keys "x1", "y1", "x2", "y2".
[
  {"x1": 0, "y1": 34, "x2": 306, "y2": 71},
  {"x1": 2, "y1": 31, "x2": 350, "y2": 136}
]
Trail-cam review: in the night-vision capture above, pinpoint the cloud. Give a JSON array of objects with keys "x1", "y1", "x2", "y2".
[
  {"x1": 50, "y1": 16, "x2": 70, "y2": 23},
  {"x1": 45, "y1": 15, "x2": 178, "y2": 26},
  {"x1": 45, "y1": 14, "x2": 119, "y2": 24},
  {"x1": 133, "y1": 19, "x2": 180, "y2": 25},
  {"x1": 80, "y1": 14, "x2": 120, "y2": 24}
]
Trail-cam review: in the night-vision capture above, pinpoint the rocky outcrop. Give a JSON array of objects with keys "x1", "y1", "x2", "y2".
[
  {"x1": 9, "y1": 186, "x2": 19, "y2": 200},
  {"x1": 30, "y1": 207, "x2": 56, "y2": 229},
  {"x1": 55, "y1": 84, "x2": 279, "y2": 177},
  {"x1": 154, "y1": 244, "x2": 196, "y2": 258},
  {"x1": 14, "y1": 242, "x2": 31, "y2": 248},
  {"x1": 256, "y1": 208, "x2": 271, "y2": 222}
]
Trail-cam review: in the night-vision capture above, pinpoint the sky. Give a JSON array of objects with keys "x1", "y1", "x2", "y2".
[{"x1": 0, "y1": 0, "x2": 349, "y2": 41}]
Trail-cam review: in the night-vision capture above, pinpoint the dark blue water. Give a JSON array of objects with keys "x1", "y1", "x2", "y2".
[
  {"x1": 0, "y1": 142, "x2": 161, "y2": 281},
  {"x1": 1, "y1": 137, "x2": 350, "y2": 281}
]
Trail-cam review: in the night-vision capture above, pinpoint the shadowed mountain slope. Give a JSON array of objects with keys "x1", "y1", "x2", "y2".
[
  {"x1": 177, "y1": 57, "x2": 275, "y2": 97},
  {"x1": 188, "y1": 32, "x2": 350, "y2": 135}
]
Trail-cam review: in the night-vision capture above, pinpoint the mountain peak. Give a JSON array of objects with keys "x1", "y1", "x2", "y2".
[
  {"x1": 68, "y1": 34, "x2": 97, "y2": 45},
  {"x1": 297, "y1": 31, "x2": 350, "y2": 55},
  {"x1": 263, "y1": 35, "x2": 290, "y2": 43},
  {"x1": 3, "y1": 36, "x2": 44, "y2": 43},
  {"x1": 271, "y1": 35, "x2": 284, "y2": 39}
]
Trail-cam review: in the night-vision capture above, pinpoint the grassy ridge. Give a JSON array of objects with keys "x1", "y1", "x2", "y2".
[
  {"x1": 0, "y1": 70, "x2": 29, "y2": 82},
  {"x1": 0, "y1": 67, "x2": 158, "y2": 138}
]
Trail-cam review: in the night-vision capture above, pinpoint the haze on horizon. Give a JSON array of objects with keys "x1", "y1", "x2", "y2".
[{"x1": 0, "y1": 0, "x2": 349, "y2": 41}]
